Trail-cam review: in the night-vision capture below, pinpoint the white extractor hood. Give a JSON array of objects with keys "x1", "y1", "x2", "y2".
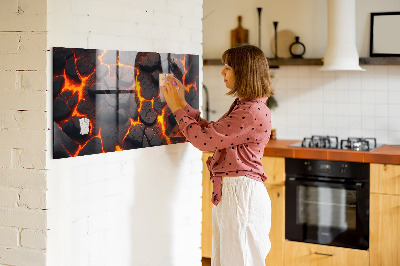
[{"x1": 320, "y1": 0, "x2": 365, "y2": 71}]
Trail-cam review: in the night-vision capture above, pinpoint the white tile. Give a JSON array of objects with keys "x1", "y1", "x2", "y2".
[
  {"x1": 388, "y1": 65, "x2": 400, "y2": 76},
  {"x1": 336, "y1": 128, "x2": 349, "y2": 140},
  {"x1": 374, "y1": 117, "x2": 389, "y2": 130},
  {"x1": 374, "y1": 130, "x2": 389, "y2": 144},
  {"x1": 375, "y1": 104, "x2": 389, "y2": 117},
  {"x1": 273, "y1": 76, "x2": 286, "y2": 90},
  {"x1": 335, "y1": 72, "x2": 349, "y2": 90},
  {"x1": 310, "y1": 77, "x2": 324, "y2": 89},
  {"x1": 285, "y1": 66, "x2": 298, "y2": 77},
  {"x1": 311, "y1": 127, "x2": 324, "y2": 136},
  {"x1": 323, "y1": 103, "x2": 336, "y2": 115},
  {"x1": 349, "y1": 128, "x2": 362, "y2": 137},
  {"x1": 388, "y1": 117, "x2": 400, "y2": 131},
  {"x1": 388, "y1": 104, "x2": 400, "y2": 117},
  {"x1": 362, "y1": 129, "x2": 375, "y2": 138},
  {"x1": 348, "y1": 103, "x2": 362, "y2": 116},
  {"x1": 298, "y1": 67, "x2": 311, "y2": 78},
  {"x1": 323, "y1": 86, "x2": 336, "y2": 103},
  {"x1": 298, "y1": 77, "x2": 311, "y2": 89},
  {"x1": 362, "y1": 65, "x2": 375, "y2": 74},
  {"x1": 348, "y1": 116, "x2": 362, "y2": 129},
  {"x1": 361, "y1": 90, "x2": 375, "y2": 104},
  {"x1": 388, "y1": 91, "x2": 400, "y2": 105},
  {"x1": 311, "y1": 114, "x2": 324, "y2": 129},
  {"x1": 287, "y1": 113, "x2": 300, "y2": 127},
  {"x1": 348, "y1": 75, "x2": 361, "y2": 90},
  {"x1": 336, "y1": 103, "x2": 349, "y2": 116},
  {"x1": 361, "y1": 116, "x2": 375, "y2": 130},
  {"x1": 311, "y1": 102, "x2": 324, "y2": 113},
  {"x1": 374, "y1": 78, "x2": 388, "y2": 92},
  {"x1": 348, "y1": 90, "x2": 362, "y2": 104},
  {"x1": 311, "y1": 87, "x2": 323, "y2": 102},
  {"x1": 323, "y1": 76, "x2": 336, "y2": 91},
  {"x1": 323, "y1": 115, "x2": 336, "y2": 129},
  {"x1": 374, "y1": 90, "x2": 388, "y2": 104},
  {"x1": 286, "y1": 77, "x2": 299, "y2": 89},
  {"x1": 297, "y1": 101, "x2": 312, "y2": 114},
  {"x1": 322, "y1": 70, "x2": 335, "y2": 78},
  {"x1": 388, "y1": 131, "x2": 400, "y2": 144},
  {"x1": 374, "y1": 65, "x2": 388, "y2": 78},
  {"x1": 336, "y1": 115, "x2": 348, "y2": 128},
  {"x1": 273, "y1": 67, "x2": 287, "y2": 78},
  {"x1": 361, "y1": 75, "x2": 374, "y2": 91},
  {"x1": 361, "y1": 103, "x2": 375, "y2": 116},
  {"x1": 336, "y1": 90, "x2": 349, "y2": 103},
  {"x1": 310, "y1": 67, "x2": 324, "y2": 77},
  {"x1": 388, "y1": 76, "x2": 400, "y2": 91},
  {"x1": 323, "y1": 127, "x2": 337, "y2": 135}
]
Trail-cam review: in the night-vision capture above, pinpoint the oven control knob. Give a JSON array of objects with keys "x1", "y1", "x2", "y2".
[
  {"x1": 304, "y1": 161, "x2": 312, "y2": 171},
  {"x1": 340, "y1": 164, "x2": 347, "y2": 174}
]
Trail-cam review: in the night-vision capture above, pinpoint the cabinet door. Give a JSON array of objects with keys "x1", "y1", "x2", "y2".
[
  {"x1": 370, "y1": 193, "x2": 400, "y2": 266},
  {"x1": 265, "y1": 184, "x2": 284, "y2": 266},
  {"x1": 370, "y1": 163, "x2": 400, "y2": 195},
  {"x1": 284, "y1": 241, "x2": 369, "y2": 266},
  {"x1": 202, "y1": 152, "x2": 213, "y2": 258},
  {"x1": 262, "y1": 156, "x2": 285, "y2": 185}
]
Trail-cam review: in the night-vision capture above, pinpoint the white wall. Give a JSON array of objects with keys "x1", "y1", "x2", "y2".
[
  {"x1": 0, "y1": 0, "x2": 48, "y2": 265},
  {"x1": 203, "y1": 0, "x2": 400, "y2": 145},
  {"x1": 203, "y1": 0, "x2": 400, "y2": 58},
  {"x1": 204, "y1": 65, "x2": 400, "y2": 144},
  {"x1": 46, "y1": 0, "x2": 203, "y2": 266}
]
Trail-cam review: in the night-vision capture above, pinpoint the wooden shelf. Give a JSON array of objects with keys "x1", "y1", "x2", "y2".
[
  {"x1": 203, "y1": 58, "x2": 323, "y2": 67},
  {"x1": 359, "y1": 57, "x2": 400, "y2": 65},
  {"x1": 203, "y1": 57, "x2": 400, "y2": 67}
]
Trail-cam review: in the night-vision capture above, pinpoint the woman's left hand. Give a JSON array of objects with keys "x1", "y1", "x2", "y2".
[{"x1": 161, "y1": 76, "x2": 186, "y2": 113}]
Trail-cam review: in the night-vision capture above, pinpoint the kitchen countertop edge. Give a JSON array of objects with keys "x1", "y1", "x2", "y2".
[{"x1": 263, "y1": 140, "x2": 400, "y2": 165}]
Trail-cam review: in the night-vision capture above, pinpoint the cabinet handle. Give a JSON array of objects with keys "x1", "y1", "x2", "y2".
[{"x1": 314, "y1": 252, "x2": 335, "y2": 257}]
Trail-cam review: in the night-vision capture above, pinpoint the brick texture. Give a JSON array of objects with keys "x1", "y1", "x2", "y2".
[{"x1": 0, "y1": 0, "x2": 47, "y2": 264}]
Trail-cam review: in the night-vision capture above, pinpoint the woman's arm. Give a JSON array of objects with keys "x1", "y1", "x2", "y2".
[
  {"x1": 162, "y1": 75, "x2": 211, "y2": 128},
  {"x1": 173, "y1": 106, "x2": 259, "y2": 152}
]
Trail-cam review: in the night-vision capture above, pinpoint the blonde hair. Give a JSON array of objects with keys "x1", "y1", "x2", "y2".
[{"x1": 221, "y1": 45, "x2": 273, "y2": 99}]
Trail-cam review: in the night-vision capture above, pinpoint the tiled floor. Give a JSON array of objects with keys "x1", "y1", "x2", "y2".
[{"x1": 202, "y1": 257, "x2": 211, "y2": 266}]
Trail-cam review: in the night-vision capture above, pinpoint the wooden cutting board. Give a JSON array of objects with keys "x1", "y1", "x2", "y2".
[{"x1": 231, "y1": 16, "x2": 249, "y2": 48}]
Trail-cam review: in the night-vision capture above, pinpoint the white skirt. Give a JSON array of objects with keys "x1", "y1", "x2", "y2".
[{"x1": 212, "y1": 176, "x2": 271, "y2": 266}]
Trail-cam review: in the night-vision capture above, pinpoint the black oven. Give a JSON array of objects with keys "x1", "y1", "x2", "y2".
[{"x1": 285, "y1": 158, "x2": 369, "y2": 250}]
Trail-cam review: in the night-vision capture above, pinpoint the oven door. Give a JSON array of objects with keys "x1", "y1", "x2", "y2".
[{"x1": 285, "y1": 177, "x2": 369, "y2": 250}]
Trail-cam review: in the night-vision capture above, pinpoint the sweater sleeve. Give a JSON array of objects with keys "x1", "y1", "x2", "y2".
[
  {"x1": 169, "y1": 104, "x2": 211, "y2": 138},
  {"x1": 173, "y1": 105, "x2": 257, "y2": 152}
]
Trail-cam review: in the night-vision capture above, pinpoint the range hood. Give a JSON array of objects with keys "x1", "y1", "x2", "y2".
[{"x1": 320, "y1": 0, "x2": 365, "y2": 71}]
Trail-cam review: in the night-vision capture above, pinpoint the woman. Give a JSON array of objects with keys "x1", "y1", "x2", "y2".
[{"x1": 161, "y1": 44, "x2": 273, "y2": 266}]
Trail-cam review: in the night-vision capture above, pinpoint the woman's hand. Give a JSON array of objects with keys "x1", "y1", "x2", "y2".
[{"x1": 161, "y1": 76, "x2": 187, "y2": 113}]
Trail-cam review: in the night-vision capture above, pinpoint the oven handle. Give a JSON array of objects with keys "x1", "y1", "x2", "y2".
[{"x1": 286, "y1": 177, "x2": 364, "y2": 189}]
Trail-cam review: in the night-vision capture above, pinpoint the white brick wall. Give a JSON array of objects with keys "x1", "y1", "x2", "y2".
[
  {"x1": 0, "y1": 0, "x2": 48, "y2": 265},
  {"x1": 2, "y1": 0, "x2": 203, "y2": 264},
  {"x1": 46, "y1": 1, "x2": 203, "y2": 266}
]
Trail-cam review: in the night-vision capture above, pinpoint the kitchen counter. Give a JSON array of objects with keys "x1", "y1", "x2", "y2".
[{"x1": 264, "y1": 139, "x2": 400, "y2": 164}]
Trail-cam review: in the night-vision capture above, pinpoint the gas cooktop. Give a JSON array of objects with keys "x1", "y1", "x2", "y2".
[{"x1": 289, "y1": 135, "x2": 382, "y2": 151}]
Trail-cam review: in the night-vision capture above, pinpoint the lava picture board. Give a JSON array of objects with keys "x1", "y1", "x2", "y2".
[{"x1": 52, "y1": 47, "x2": 199, "y2": 159}]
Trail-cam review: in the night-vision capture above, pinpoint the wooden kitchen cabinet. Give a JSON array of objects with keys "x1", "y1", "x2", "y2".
[
  {"x1": 370, "y1": 163, "x2": 400, "y2": 266},
  {"x1": 202, "y1": 152, "x2": 214, "y2": 258},
  {"x1": 370, "y1": 163, "x2": 400, "y2": 195},
  {"x1": 262, "y1": 156, "x2": 285, "y2": 266},
  {"x1": 264, "y1": 184, "x2": 285, "y2": 266},
  {"x1": 284, "y1": 241, "x2": 369, "y2": 266}
]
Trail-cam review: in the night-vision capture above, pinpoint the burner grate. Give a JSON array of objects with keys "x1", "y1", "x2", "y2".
[
  {"x1": 340, "y1": 137, "x2": 377, "y2": 151},
  {"x1": 301, "y1": 135, "x2": 339, "y2": 149}
]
